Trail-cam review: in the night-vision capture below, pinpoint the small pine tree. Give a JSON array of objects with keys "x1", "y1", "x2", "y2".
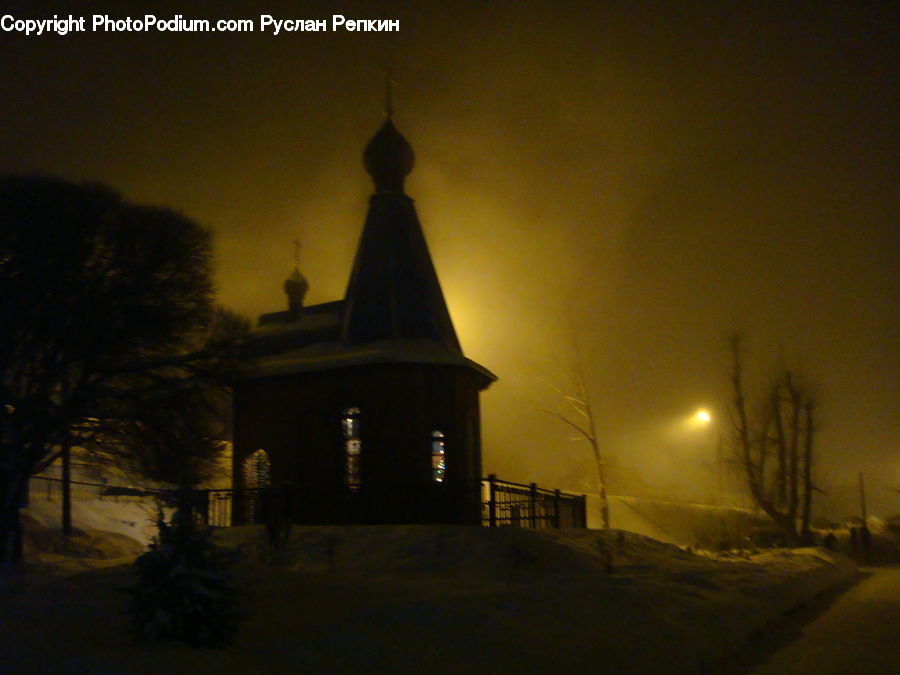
[{"x1": 128, "y1": 504, "x2": 240, "y2": 647}]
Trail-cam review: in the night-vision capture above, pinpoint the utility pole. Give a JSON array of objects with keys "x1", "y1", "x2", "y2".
[
  {"x1": 61, "y1": 442, "x2": 72, "y2": 537},
  {"x1": 715, "y1": 429, "x2": 723, "y2": 506}
]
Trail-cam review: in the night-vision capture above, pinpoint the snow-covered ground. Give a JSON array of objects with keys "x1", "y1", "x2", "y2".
[
  {"x1": 598, "y1": 494, "x2": 768, "y2": 546},
  {"x1": 738, "y1": 566, "x2": 900, "y2": 674},
  {"x1": 1, "y1": 522, "x2": 857, "y2": 674},
  {"x1": 24, "y1": 496, "x2": 163, "y2": 546}
]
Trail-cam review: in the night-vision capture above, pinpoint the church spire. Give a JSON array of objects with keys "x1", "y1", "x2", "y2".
[
  {"x1": 284, "y1": 238, "x2": 308, "y2": 314},
  {"x1": 343, "y1": 115, "x2": 460, "y2": 351}
]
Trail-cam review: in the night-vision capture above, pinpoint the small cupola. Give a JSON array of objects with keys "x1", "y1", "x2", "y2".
[{"x1": 284, "y1": 265, "x2": 308, "y2": 315}]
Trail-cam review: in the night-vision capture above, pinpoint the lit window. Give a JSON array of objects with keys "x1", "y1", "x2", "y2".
[
  {"x1": 431, "y1": 431, "x2": 446, "y2": 483},
  {"x1": 242, "y1": 449, "x2": 271, "y2": 489},
  {"x1": 242, "y1": 449, "x2": 271, "y2": 523},
  {"x1": 342, "y1": 407, "x2": 361, "y2": 492}
]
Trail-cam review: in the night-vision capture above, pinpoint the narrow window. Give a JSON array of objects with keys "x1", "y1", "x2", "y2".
[
  {"x1": 242, "y1": 449, "x2": 271, "y2": 523},
  {"x1": 342, "y1": 407, "x2": 361, "y2": 492},
  {"x1": 431, "y1": 431, "x2": 446, "y2": 483}
]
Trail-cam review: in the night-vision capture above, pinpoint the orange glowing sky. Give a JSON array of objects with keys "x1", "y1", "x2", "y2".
[{"x1": 1, "y1": 1, "x2": 896, "y2": 516}]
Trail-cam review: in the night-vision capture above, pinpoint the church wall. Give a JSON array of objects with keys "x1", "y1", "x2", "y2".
[{"x1": 232, "y1": 362, "x2": 487, "y2": 524}]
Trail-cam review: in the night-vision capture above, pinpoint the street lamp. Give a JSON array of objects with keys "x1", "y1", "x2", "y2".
[{"x1": 690, "y1": 408, "x2": 722, "y2": 505}]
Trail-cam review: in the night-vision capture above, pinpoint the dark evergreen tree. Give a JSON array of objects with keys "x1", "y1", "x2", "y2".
[{"x1": 128, "y1": 505, "x2": 240, "y2": 647}]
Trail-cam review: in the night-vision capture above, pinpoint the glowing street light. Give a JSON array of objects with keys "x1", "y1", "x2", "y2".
[{"x1": 694, "y1": 409, "x2": 712, "y2": 425}]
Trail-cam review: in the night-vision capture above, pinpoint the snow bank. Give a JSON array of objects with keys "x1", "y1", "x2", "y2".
[
  {"x1": 2, "y1": 526, "x2": 856, "y2": 674},
  {"x1": 213, "y1": 525, "x2": 856, "y2": 672},
  {"x1": 24, "y1": 496, "x2": 162, "y2": 545},
  {"x1": 21, "y1": 514, "x2": 144, "y2": 559},
  {"x1": 592, "y1": 494, "x2": 770, "y2": 547}
]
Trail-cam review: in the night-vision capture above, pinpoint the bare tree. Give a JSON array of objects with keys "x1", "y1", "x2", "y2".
[
  {"x1": 0, "y1": 175, "x2": 247, "y2": 567},
  {"x1": 728, "y1": 335, "x2": 817, "y2": 545},
  {"x1": 540, "y1": 336, "x2": 609, "y2": 528}
]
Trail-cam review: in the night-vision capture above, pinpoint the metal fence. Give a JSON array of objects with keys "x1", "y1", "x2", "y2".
[
  {"x1": 28, "y1": 474, "x2": 587, "y2": 531},
  {"x1": 197, "y1": 487, "x2": 273, "y2": 528},
  {"x1": 27, "y1": 474, "x2": 161, "y2": 505},
  {"x1": 201, "y1": 476, "x2": 586, "y2": 530},
  {"x1": 204, "y1": 489, "x2": 235, "y2": 527},
  {"x1": 482, "y1": 474, "x2": 587, "y2": 529}
]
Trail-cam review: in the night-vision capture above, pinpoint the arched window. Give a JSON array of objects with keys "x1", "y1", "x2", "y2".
[
  {"x1": 242, "y1": 449, "x2": 271, "y2": 489},
  {"x1": 431, "y1": 431, "x2": 446, "y2": 483},
  {"x1": 342, "y1": 407, "x2": 361, "y2": 492}
]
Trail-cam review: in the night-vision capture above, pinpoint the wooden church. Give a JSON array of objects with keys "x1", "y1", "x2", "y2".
[{"x1": 231, "y1": 113, "x2": 496, "y2": 526}]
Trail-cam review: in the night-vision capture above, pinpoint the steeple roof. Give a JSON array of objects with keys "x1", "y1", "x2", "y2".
[
  {"x1": 342, "y1": 121, "x2": 460, "y2": 351},
  {"x1": 243, "y1": 114, "x2": 494, "y2": 387}
]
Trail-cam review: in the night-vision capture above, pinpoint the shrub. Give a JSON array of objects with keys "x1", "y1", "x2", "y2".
[{"x1": 127, "y1": 506, "x2": 240, "y2": 647}]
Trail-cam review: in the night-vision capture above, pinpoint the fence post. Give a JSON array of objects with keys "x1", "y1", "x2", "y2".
[
  {"x1": 553, "y1": 489, "x2": 561, "y2": 529},
  {"x1": 530, "y1": 483, "x2": 537, "y2": 529},
  {"x1": 488, "y1": 474, "x2": 497, "y2": 528},
  {"x1": 228, "y1": 490, "x2": 236, "y2": 527},
  {"x1": 579, "y1": 494, "x2": 587, "y2": 528},
  {"x1": 197, "y1": 489, "x2": 210, "y2": 526}
]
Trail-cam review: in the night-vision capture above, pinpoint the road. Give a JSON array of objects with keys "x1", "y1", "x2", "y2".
[{"x1": 739, "y1": 566, "x2": 900, "y2": 674}]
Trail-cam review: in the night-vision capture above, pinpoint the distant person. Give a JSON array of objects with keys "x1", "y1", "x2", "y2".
[
  {"x1": 823, "y1": 531, "x2": 837, "y2": 550},
  {"x1": 850, "y1": 526, "x2": 860, "y2": 555}
]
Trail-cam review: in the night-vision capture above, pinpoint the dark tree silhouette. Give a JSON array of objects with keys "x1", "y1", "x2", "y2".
[
  {"x1": 728, "y1": 335, "x2": 818, "y2": 546},
  {"x1": 0, "y1": 175, "x2": 247, "y2": 567}
]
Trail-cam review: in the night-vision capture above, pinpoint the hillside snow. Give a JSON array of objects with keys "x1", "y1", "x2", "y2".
[{"x1": 0, "y1": 524, "x2": 856, "y2": 673}]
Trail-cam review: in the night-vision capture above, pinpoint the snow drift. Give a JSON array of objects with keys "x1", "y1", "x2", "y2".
[{"x1": 2, "y1": 524, "x2": 856, "y2": 674}]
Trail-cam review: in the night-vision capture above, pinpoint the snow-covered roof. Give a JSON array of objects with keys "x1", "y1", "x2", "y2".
[{"x1": 242, "y1": 337, "x2": 496, "y2": 383}]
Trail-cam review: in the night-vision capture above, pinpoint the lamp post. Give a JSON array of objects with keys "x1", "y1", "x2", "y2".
[
  {"x1": 692, "y1": 409, "x2": 721, "y2": 506},
  {"x1": 691, "y1": 408, "x2": 734, "y2": 552}
]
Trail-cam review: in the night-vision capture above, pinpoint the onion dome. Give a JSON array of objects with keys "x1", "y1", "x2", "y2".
[
  {"x1": 284, "y1": 266, "x2": 309, "y2": 313},
  {"x1": 363, "y1": 119, "x2": 415, "y2": 193}
]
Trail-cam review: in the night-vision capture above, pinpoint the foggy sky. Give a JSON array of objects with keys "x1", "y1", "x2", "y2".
[{"x1": 1, "y1": 1, "x2": 896, "y2": 517}]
